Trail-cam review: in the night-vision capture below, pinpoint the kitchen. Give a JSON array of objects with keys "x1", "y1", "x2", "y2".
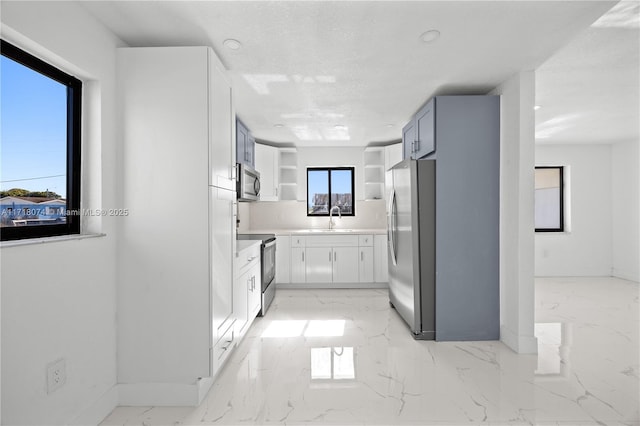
[{"x1": 0, "y1": 1, "x2": 638, "y2": 425}]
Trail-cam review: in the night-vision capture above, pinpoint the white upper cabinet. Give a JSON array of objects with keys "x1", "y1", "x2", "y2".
[
  {"x1": 254, "y1": 143, "x2": 279, "y2": 201},
  {"x1": 209, "y1": 51, "x2": 234, "y2": 190},
  {"x1": 384, "y1": 143, "x2": 403, "y2": 171}
]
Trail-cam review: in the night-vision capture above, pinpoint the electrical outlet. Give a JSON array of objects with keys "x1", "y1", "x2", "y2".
[{"x1": 46, "y1": 358, "x2": 66, "y2": 394}]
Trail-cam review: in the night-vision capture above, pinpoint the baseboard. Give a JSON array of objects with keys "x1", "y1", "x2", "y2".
[
  {"x1": 277, "y1": 282, "x2": 388, "y2": 289},
  {"x1": 69, "y1": 385, "x2": 119, "y2": 426},
  {"x1": 500, "y1": 325, "x2": 538, "y2": 354},
  {"x1": 612, "y1": 269, "x2": 640, "y2": 283},
  {"x1": 117, "y1": 377, "x2": 213, "y2": 406}
]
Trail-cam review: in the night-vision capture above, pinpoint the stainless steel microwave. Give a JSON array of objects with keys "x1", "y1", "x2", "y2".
[{"x1": 237, "y1": 163, "x2": 261, "y2": 201}]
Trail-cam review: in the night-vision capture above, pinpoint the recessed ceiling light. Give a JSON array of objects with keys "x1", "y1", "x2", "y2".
[
  {"x1": 223, "y1": 39, "x2": 242, "y2": 50},
  {"x1": 534, "y1": 105, "x2": 542, "y2": 110},
  {"x1": 386, "y1": 124, "x2": 394, "y2": 128},
  {"x1": 334, "y1": 124, "x2": 347, "y2": 129},
  {"x1": 274, "y1": 123, "x2": 284, "y2": 128},
  {"x1": 420, "y1": 30, "x2": 441, "y2": 43}
]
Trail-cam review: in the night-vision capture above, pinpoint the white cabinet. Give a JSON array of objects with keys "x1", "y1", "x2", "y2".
[
  {"x1": 209, "y1": 54, "x2": 235, "y2": 191},
  {"x1": 290, "y1": 236, "x2": 306, "y2": 283},
  {"x1": 385, "y1": 143, "x2": 403, "y2": 171},
  {"x1": 287, "y1": 234, "x2": 378, "y2": 286},
  {"x1": 304, "y1": 246, "x2": 359, "y2": 284},
  {"x1": 234, "y1": 241, "x2": 261, "y2": 340},
  {"x1": 359, "y1": 235, "x2": 375, "y2": 283},
  {"x1": 211, "y1": 187, "x2": 236, "y2": 345},
  {"x1": 275, "y1": 234, "x2": 290, "y2": 284},
  {"x1": 248, "y1": 264, "x2": 261, "y2": 319},
  {"x1": 118, "y1": 46, "x2": 234, "y2": 404},
  {"x1": 255, "y1": 143, "x2": 279, "y2": 201},
  {"x1": 333, "y1": 247, "x2": 360, "y2": 283},
  {"x1": 374, "y1": 234, "x2": 389, "y2": 283},
  {"x1": 305, "y1": 247, "x2": 333, "y2": 283}
]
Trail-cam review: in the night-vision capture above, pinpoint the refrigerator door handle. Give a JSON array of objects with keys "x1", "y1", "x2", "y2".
[{"x1": 389, "y1": 189, "x2": 398, "y2": 266}]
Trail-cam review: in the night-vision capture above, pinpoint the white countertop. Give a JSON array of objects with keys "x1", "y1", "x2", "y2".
[
  {"x1": 236, "y1": 239, "x2": 261, "y2": 254},
  {"x1": 239, "y1": 228, "x2": 386, "y2": 236}
]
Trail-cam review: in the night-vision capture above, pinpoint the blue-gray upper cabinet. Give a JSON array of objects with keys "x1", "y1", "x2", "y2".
[
  {"x1": 402, "y1": 98, "x2": 435, "y2": 159},
  {"x1": 236, "y1": 119, "x2": 255, "y2": 167}
]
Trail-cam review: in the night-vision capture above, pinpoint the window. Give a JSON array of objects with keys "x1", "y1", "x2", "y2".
[
  {"x1": 535, "y1": 166, "x2": 564, "y2": 232},
  {"x1": 307, "y1": 167, "x2": 355, "y2": 216},
  {"x1": 1, "y1": 40, "x2": 82, "y2": 241}
]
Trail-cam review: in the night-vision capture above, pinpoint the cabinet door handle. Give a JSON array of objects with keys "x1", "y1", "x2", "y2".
[
  {"x1": 334, "y1": 251, "x2": 336, "y2": 262},
  {"x1": 302, "y1": 251, "x2": 305, "y2": 262},
  {"x1": 414, "y1": 140, "x2": 420, "y2": 152},
  {"x1": 361, "y1": 251, "x2": 364, "y2": 261}
]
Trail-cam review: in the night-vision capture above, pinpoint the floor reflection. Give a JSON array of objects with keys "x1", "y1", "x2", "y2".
[
  {"x1": 261, "y1": 319, "x2": 346, "y2": 338},
  {"x1": 310, "y1": 347, "x2": 356, "y2": 380},
  {"x1": 535, "y1": 322, "x2": 571, "y2": 378}
]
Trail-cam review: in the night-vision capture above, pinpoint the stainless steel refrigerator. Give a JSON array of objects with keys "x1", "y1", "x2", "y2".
[
  {"x1": 387, "y1": 159, "x2": 436, "y2": 340},
  {"x1": 387, "y1": 96, "x2": 500, "y2": 342}
]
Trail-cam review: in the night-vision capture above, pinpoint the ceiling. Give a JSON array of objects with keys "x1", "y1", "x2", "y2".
[
  {"x1": 535, "y1": 1, "x2": 639, "y2": 145},
  {"x1": 80, "y1": 0, "x2": 636, "y2": 147}
]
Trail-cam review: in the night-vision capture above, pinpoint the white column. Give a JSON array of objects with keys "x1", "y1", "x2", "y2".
[{"x1": 490, "y1": 71, "x2": 538, "y2": 354}]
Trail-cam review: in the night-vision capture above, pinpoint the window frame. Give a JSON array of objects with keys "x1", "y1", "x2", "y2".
[
  {"x1": 534, "y1": 166, "x2": 564, "y2": 233},
  {"x1": 1, "y1": 40, "x2": 82, "y2": 241},
  {"x1": 306, "y1": 167, "x2": 355, "y2": 217}
]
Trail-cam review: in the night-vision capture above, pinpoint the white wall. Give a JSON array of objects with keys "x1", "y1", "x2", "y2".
[
  {"x1": 296, "y1": 146, "x2": 366, "y2": 201},
  {"x1": 490, "y1": 71, "x2": 538, "y2": 354},
  {"x1": 612, "y1": 141, "x2": 639, "y2": 281},
  {"x1": 535, "y1": 144, "x2": 613, "y2": 276},
  {"x1": 0, "y1": 2, "x2": 123, "y2": 424},
  {"x1": 243, "y1": 146, "x2": 387, "y2": 231},
  {"x1": 248, "y1": 200, "x2": 386, "y2": 231}
]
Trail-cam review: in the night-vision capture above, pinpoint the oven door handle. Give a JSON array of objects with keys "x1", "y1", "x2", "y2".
[{"x1": 263, "y1": 239, "x2": 276, "y2": 250}]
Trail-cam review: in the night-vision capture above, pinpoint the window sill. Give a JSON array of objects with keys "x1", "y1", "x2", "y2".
[{"x1": 0, "y1": 232, "x2": 106, "y2": 248}]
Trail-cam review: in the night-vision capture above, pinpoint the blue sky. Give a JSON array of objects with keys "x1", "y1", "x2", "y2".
[
  {"x1": 308, "y1": 169, "x2": 352, "y2": 210},
  {"x1": 1, "y1": 54, "x2": 67, "y2": 198}
]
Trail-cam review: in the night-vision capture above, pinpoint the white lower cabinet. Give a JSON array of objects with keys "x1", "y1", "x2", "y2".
[
  {"x1": 248, "y1": 264, "x2": 262, "y2": 318},
  {"x1": 306, "y1": 247, "x2": 333, "y2": 283},
  {"x1": 291, "y1": 247, "x2": 306, "y2": 283},
  {"x1": 359, "y1": 247, "x2": 374, "y2": 283},
  {"x1": 374, "y1": 234, "x2": 389, "y2": 283},
  {"x1": 234, "y1": 242, "x2": 261, "y2": 343},
  {"x1": 332, "y1": 247, "x2": 359, "y2": 283},
  {"x1": 287, "y1": 234, "x2": 381, "y2": 286},
  {"x1": 275, "y1": 235, "x2": 291, "y2": 284}
]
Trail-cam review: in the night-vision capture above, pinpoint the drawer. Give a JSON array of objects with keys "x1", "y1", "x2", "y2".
[
  {"x1": 213, "y1": 321, "x2": 236, "y2": 373},
  {"x1": 235, "y1": 243, "x2": 260, "y2": 276},
  {"x1": 358, "y1": 234, "x2": 373, "y2": 247},
  {"x1": 291, "y1": 236, "x2": 306, "y2": 247}
]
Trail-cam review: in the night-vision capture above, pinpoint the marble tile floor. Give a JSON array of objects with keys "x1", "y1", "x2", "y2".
[{"x1": 101, "y1": 277, "x2": 639, "y2": 425}]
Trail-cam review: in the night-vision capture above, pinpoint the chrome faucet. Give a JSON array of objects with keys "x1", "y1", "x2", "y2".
[{"x1": 329, "y1": 205, "x2": 341, "y2": 230}]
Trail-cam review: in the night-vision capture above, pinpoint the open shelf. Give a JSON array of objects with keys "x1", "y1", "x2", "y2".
[{"x1": 363, "y1": 147, "x2": 385, "y2": 200}]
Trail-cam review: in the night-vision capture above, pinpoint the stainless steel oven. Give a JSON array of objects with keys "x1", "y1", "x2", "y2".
[{"x1": 237, "y1": 233, "x2": 276, "y2": 316}]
